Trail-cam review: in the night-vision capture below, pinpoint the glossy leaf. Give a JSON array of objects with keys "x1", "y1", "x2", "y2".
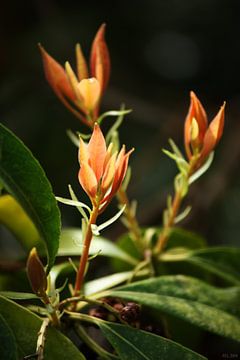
[
  {"x1": 0, "y1": 124, "x2": 61, "y2": 271},
  {"x1": 161, "y1": 247, "x2": 240, "y2": 285},
  {"x1": 99, "y1": 321, "x2": 206, "y2": 360},
  {"x1": 59, "y1": 228, "x2": 138, "y2": 265},
  {"x1": 108, "y1": 275, "x2": 240, "y2": 342},
  {"x1": 0, "y1": 295, "x2": 85, "y2": 359},
  {"x1": 0, "y1": 314, "x2": 18, "y2": 360}
]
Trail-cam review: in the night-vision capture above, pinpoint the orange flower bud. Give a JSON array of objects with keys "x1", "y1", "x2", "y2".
[
  {"x1": 39, "y1": 45, "x2": 75, "y2": 102},
  {"x1": 78, "y1": 124, "x2": 133, "y2": 208},
  {"x1": 90, "y1": 23, "x2": 111, "y2": 93},
  {"x1": 39, "y1": 24, "x2": 110, "y2": 127},
  {"x1": 26, "y1": 247, "x2": 47, "y2": 297},
  {"x1": 184, "y1": 91, "x2": 225, "y2": 165}
]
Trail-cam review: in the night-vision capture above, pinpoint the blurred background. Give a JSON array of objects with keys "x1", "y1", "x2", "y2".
[{"x1": 1, "y1": 0, "x2": 240, "y2": 247}]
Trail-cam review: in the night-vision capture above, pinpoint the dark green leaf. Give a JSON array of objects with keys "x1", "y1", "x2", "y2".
[
  {"x1": 0, "y1": 295, "x2": 85, "y2": 359},
  {"x1": 0, "y1": 314, "x2": 18, "y2": 360},
  {"x1": 59, "y1": 228, "x2": 138, "y2": 265},
  {"x1": 108, "y1": 275, "x2": 240, "y2": 342},
  {"x1": 161, "y1": 247, "x2": 240, "y2": 285},
  {"x1": 0, "y1": 123, "x2": 61, "y2": 271},
  {"x1": 99, "y1": 321, "x2": 206, "y2": 360}
]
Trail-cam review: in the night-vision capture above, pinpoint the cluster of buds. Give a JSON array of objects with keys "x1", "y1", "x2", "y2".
[
  {"x1": 78, "y1": 123, "x2": 134, "y2": 211},
  {"x1": 184, "y1": 91, "x2": 225, "y2": 170},
  {"x1": 39, "y1": 24, "x2": 110, "y2": 128}
]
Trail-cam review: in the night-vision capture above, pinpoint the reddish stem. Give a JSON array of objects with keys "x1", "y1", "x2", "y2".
[{"x1": 74, "y1": 206, "x2": 99, "y2": 295}]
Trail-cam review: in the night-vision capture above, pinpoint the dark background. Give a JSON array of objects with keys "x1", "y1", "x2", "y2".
[{"x1": 1, "y1": 0, "x2": 240, "y2": 246}]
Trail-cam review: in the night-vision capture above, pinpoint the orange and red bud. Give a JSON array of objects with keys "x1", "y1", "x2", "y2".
[
  {"x1": 39, "y1": 24, "x2": 110, "y2": 127},
  {"x1": 78, "y1": 124, "x2": 133, "y2": 209},
  {"x1": 26, "y1": 247, "x2": 47, "y2": 298},
  {"x1": 184, "y1": 91, "x2": 225, "y2": 165}
]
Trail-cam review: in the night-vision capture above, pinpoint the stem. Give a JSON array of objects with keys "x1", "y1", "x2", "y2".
[
  {"x1": 154, "y1": 158, "x2": 198, "y2": 254},
  {"x1": 154, "y1": 189, "x2": 182, "y2": 254},
  {"x1": 36, "y1": 318, "x2": 50, "y2": 360},
  {"x1": 74, "y1": 205, "x2": 99, "y2": 296},
  {"x1": 117, "y1": 187, "x2": 144, "y2": 252},
  {"x1": 41, "y1": 293, "x2": 60, "y2": 328}
]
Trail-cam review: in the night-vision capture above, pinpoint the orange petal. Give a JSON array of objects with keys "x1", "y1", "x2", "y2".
[
  {"x1": 88, "y1": 123, "x2": 107, "y2": 181},
  {"x1": 78, "y1": 137, "x2": 89, "y2": 165},
  {"x1": 76, "y1": 43, "x2": 89, "y2": 80},
  {"x1": 39, "y1": 44, "x2": 75, "y2": 101},
  {"x1": 90, "y1": 23, "x2": 111, "y2": 93},
  {"x1": 78, "y1": 163, "x2": 98, "y2": 199},
  {"x1": 184, "y1": 91, "x2": 208, "y2": 159},
  {"x1": 201, "y1": 102, "x2": 226, "y2": 160},
  {"x1": 101, "y1": 152, "x2": 117, "y2": 194},
  {"x1": 103, "y1": 147, "x2": 134, "y2": 204},
  {"x1": 77, "y1": 78, "x2": 101, "y2": 112}
]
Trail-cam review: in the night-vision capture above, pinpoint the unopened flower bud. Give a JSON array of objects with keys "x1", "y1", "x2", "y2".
[{"x1": 26, "y1": 247, "x2": 47, "y2": 297}]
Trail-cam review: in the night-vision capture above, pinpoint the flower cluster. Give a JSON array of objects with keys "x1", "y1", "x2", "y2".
[
  {"x1": 78, "y1": 123, "x2": 134, "y2": 210},
  {"x1": 40, "y1": 24, "x2": 110, "y2": 127},
  {"x1": 184, "y1": 91, "x2": 225, "y2": 168}
]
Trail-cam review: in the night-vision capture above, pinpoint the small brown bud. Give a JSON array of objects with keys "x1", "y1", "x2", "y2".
[
  {"x1": 26, "y1": 247, "x2": 47, "y2": 297},
  {"x1": 120, "y1": 302, "x2": 141, "y2": 323}
]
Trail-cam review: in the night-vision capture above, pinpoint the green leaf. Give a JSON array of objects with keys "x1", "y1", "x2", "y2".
[
  {"x1": 108, "y1": 275, "x2": 240, "y2": 342},
  {"x1": 98, "y1": 109, "x2": 132, "y2": 125},
  {"x1": 0, "y1": 295, "x2": 85, "y2": 359},
  {"x1": 167, "y1": 228, "x2": 207, "y2": 250},
  {"x1": 0, "y1": 291, "x2": 38, "y2": 300},
  {"x1": 59, "y1": 228, "x2": 138, "y2": 266},
  {"x1": 188, "y1": 152, "x2": 214, "y2": 185},
  {"x1": 91, "y1": 205, "x2": 126, "y2": 235},
  {"x1": 84, "y1": 271, "x2": 132, "y2": 296},
  {"x1": 99, "y1": 321, "x2": 206, "y2": 360},
  {"x1": 0, "y1": 314, "x2": 18, "y2": 360},
  {"x1": 0, "y1": 123, "x2": 61, "y2": 271},
  {"x1": 0, "y1": 194, "x2": 41, "y2": 252},
  {"x1": 161, "y1": 247, "x2": 240, "y2": 285}
]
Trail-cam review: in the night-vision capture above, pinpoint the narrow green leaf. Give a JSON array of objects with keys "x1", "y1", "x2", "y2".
[
  {"x1": 91, "y1": 205, "x2": 126, "y2": 235},
  {"x1": 98, "y1": 109, "x2": 132, "y2": 125},
  {"x1": 84, "y1": 271, "x2": 132, "y2": 296},
  {"x1": 0, "y1": 123, "x2": 61, "y2": 271},
  {"x1": 0, "y1": 295, "x2": 85, "y2": 359},
  {"x1": 106, "y1": 104, "x2": 126, "y2": 145},
  {"x1": 188, "y1": 152, "x2": 214, "y2": 185},
  {"x1": 99, "y1": 321, "x2": 206, "y2": 360},
  {"x1": 68, "y1": 184, "x2": 89, "y2": 221},
  {"x1": 108, "y1": 275, "x2": 240, "y2": 342},
  {"x1": 59, "y1": 228, "x2": 138, "y2": 265},
  {"x1": 0, "y1": 291, "x2": 38, "y2": 300},
  {"x1": 0, "y1": 314, "x2": 18, "y2": 360},
  {"x1": 161, "y1": 247, "x2": 240, "y2": 285}
]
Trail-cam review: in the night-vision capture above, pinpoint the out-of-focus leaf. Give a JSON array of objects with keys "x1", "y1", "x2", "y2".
[
  {"x1": 0, "y1": 295, "x2": 85, "y2": 359},
  {"x1": 0, "y1": 314, "x2": 18, "y2": 360},
  {"x1": 99, "y1": 321, "x2": 206, "y2": 360},
  {"x1": 84, "y1": 271, "x2": 132, "y2": 296},
  {"x1": 0, "y1": 291, "x2": 38, "y2": 300},
  {"x1": 0, "y1": 124, "x2": 61, "y2": 271},
  {"x1": 108, "y1": 275, "x2": 240, "y2": 342},
  {"x1": 161, "y1": 247, "x2": 240, "y2": 285},
  {"x1": 0, "y1": 195, "x2": 42, "y2": 253},
  {"x1": 59, "y1": 228, "x2": 138, "y2": 266}
]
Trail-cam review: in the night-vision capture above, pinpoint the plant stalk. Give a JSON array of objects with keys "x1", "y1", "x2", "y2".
[
  {"x1": 117, "y1": 187, "x2": 144, "y2": 252},
  {"x1": 74, "y1": 205, "x2": 99, "y2": 296}
]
